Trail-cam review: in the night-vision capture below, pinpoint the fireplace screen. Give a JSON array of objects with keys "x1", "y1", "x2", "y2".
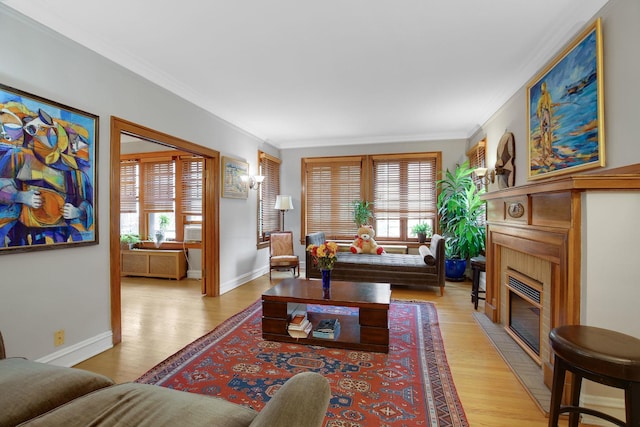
[{"x1": 505, "y1": 272, "x2": 543, "y2": 362}]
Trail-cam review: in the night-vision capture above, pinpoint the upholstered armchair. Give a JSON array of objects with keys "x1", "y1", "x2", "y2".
[{"x1": 269, "y1": 231, "x2": 300, "y2": 279}]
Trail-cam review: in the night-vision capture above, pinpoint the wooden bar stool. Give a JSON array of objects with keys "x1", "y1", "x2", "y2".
[
  {"x1": 548, "y1": 325, "x2": 640, "y2": 427},
  {"x1": 470, "y1": 256, "x2": 486, "y2": 310}
]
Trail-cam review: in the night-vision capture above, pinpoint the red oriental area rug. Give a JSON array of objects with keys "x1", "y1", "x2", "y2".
[{"x1": 136, "y1": 300, "x2": 468, "y2": 426}]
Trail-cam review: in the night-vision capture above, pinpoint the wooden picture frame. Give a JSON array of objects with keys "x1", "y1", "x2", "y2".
[
  {"x1": 0, "y1": 84, "x2": 98, "y2": 254},
  {"x1": 221, "y1": 156, "x2": 248, "y2": 199},
  {"x1": 527, "y1": 18, "x2": 604, "y2": 181}
]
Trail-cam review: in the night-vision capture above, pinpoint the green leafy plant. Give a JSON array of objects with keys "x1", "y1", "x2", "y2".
[
  {"x1": 120, "y1": 233, "x2": 141, "y2": 244},
  {"x1": 410, "y1": 223, "x2": 432, "y2": 236},
  {"x1": 437, "y1": 161, "x2": 486, "y2": 260},
  {"x1": 411, "y1": 222, "x2": 433, "y2": 243},
  {"x1": 352, "y1": 200, "x2": 373, "y2": 228},
  {"x1": 159, "y1": 214, "x2": 170, "y2": 231},
  {"x1": 120, "y1": 233, "x2": 141, "y2": 250}
]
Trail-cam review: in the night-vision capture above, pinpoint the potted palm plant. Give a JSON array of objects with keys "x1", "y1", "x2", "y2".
[
  {"x1": 437, "y1": 161, "x2": 486, "y2": 281},
  {"x1": 411, "y1": 222, "x2": 432, "y2": 243}
]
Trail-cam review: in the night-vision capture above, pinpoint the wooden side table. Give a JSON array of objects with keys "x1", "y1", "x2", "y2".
[{"x1": 470, "y1": 256, "x2": 486, "y2": 310}]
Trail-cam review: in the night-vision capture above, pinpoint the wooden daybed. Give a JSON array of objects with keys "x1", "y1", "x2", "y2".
[{"x1": 305, "y1": 232, "x2": 446, "y2": 295}]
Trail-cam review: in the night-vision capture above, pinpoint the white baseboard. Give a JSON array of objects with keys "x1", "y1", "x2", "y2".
[
  {"x1": 36, "y1": 331, "x2": 113, "y2": 367},
  {"x1": 220, "y1": 267, "x2": 269, "y2": 294},
  {"x1": 580, "y1": 393, "x2": 625, "y2": 426},
  {"x1": 187, "y1": 269, "x2": 202, "y2": 279}
]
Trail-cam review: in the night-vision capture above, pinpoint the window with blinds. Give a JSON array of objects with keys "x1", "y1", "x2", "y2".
[
  {"x1": 303, "y1": 157, "x2": 363, "y2": 240},
  {"x1": 467, "y1": 139, "x2": 486, "y2": 189},
  {"x1": 119, "y1": 151, "x2": 204, "y2": 240},
  {"x1": 372, "y1": 154, "x2": 438, "y2": 240},
  {"x1": 301, "y1": 153, "x2": 440, "y2": 241},
  {"x1": 120, "y1": 160, "x2": 138, "y2": 214},
  {"x1": 467, "y1": 139, "x2": 487, "y2": 224},
  {"x1": 259, "y1": 151, "x2": 281, "y2": 242},
  {"x1": 120, "y1": 160, "x2": 139, "y2": 234},
  {"x1": 179, "y1": 156, "x2": 203, "y2": 215},
  {"x1": 143, "y1": 159, "x2": 175, "y2": 213}
]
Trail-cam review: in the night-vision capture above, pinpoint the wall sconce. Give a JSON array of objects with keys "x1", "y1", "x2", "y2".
[
  {"x1": 241, "y1": 174, "x2": 265, "y2": 190},
  {"x1": 274, "y1": 195, "x2": 294, "y2": 230},
  {"x1": 473, "y1": 168, "x2": 493, "y2": 182},
  {"x1": 474, "y1": 167, "x2": 493, "y2": 184}
]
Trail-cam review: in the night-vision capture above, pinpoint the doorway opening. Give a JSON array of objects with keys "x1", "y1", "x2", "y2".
[{"x1": 109, "y1": 116, "x2": 220, "y2": 345}]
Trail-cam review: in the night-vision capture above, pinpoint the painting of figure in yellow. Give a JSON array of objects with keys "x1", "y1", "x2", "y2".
[
  {"x1": 0, "y1": 84, "x2": 97, "y2": 253},
  {"x1": 527, "y1": 18, "x2": 604, "y2": 180}
]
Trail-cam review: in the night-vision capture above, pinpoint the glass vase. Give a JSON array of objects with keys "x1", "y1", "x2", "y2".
[{"x1": 321, "y1": 269, "x2": 331, "y2": 291}]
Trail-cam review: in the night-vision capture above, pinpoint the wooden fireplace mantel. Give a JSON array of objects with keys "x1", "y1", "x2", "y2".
[
  {"x1": 481, "y1": 164, "x2": 640, "y2": 387},
  {"x1": 482, "y1": 163, "x2": 640, "y2": 322}
]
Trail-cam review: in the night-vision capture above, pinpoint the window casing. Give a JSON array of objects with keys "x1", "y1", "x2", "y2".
[
  {"x1": 120, "y1": 160, "x2": 139, "y2": 235},
  {"x1": 467, "y1": 139, "x2": 487, "y2": 224},
  {"x1": 258, "y1": 151, "x2": 281, "y2": 245},
  {"x1": 372, "y1": 154, "x2": 438, "y2": 240},
  {"x1": 119, "y1": 151, "x2": 203, "y2": 241},
  {"x1": 467, "y1": 139, "x2": 486, "y2": 190},
  {"x1": 143, "y1": 158, "x2": 176, "y2": 239},
  {"x1": 303, "y1": 157, "x2": 363, "y2": 240},
  {"x1": 302, "y1": 153, "x2": 441, "y2": 242}
]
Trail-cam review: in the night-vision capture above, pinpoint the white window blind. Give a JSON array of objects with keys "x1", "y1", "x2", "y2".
[
  {"x1": 179, "y1": 156, "x2": 203, "y2": 215},
  {"x1": 120, "y1": 160, "x2": 138, "y2": 213},
  {"x1": 143, "y1": 159, "x2": 175, "y2": 212},
  {"x1": 372, "y1": 154, "x2": 438, "y2": 240},
  {"x1": 259, "y1": 152, "x2": 281, "y2": 240},
  {"x1": 304, "y1": 157, "x2": 363, "y2": 239}
]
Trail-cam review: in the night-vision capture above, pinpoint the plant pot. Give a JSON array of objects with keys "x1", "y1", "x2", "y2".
[
  {"x1": 417, "y1": 232, "x2": 427, "y2": 244},
  {"x1": 445, "y1": 258, "x2": 467, "y2": 281}
]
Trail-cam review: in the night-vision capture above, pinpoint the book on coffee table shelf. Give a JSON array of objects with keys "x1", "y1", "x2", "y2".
[
  {"x1": 312, "y1": 318, "x2": 340, "y2": 340},
  {"x1": 287, "y1": 303, "x2": 311, "y2": 338},
  {"x1": 288, "y1": 320, "x2": 313, "y2": 339}
]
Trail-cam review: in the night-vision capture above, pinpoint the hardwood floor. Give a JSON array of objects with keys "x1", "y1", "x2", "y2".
[{"x1": 74, "y1": 272, "x2": 561, "y2": 426}]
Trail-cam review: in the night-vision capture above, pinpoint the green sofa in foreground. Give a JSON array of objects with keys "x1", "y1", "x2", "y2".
[{"x1": 0, "y1": 332, "x2": 331, "y2": 427}]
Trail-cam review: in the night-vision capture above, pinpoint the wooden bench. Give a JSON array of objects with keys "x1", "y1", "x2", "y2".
[{"x1": 121, "y1": 249, "x2": 187, "y2": 280}]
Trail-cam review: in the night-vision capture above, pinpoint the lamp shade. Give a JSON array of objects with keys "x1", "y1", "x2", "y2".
[
  {"x1": 474, "y1": 167, "x2": 488, "y2": 178},
  {"x1": 274, "y1": 195, "x2": 293, "y2": 210}
]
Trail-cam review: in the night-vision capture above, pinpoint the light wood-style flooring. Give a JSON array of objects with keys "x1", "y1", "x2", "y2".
[{"x1": 74, "y1": 272, "x2": 564, "y2": 427}]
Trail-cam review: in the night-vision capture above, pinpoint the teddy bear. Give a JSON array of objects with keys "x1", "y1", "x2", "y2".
[{"x1": 350, "y1": 225, "x2": 385, "y2": 255}]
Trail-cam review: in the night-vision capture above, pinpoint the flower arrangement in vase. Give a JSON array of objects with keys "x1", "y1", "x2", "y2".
[{"x1": 306, "y1": 240, "x2": 339, "y2": 290}]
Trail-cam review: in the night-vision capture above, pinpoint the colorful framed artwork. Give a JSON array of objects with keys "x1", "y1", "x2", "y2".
[
  {"x1": 221, "y1": 156, "x2": 248, "y2": 199},
  {"x1": 0, "y1": 84, "x2": 98, "y2": 253},
  {"x1": 527, "y1": 18, "x2": 604, "y2": 181}
]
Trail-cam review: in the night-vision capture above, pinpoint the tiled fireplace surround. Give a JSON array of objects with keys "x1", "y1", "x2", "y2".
[{"x1": 481, "y1": 164, "x2": 640, "y2": 393}]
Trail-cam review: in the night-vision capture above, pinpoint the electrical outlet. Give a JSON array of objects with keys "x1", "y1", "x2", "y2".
[{"x1": 54, "y1": 330, "x2": 65, "y2": 346}]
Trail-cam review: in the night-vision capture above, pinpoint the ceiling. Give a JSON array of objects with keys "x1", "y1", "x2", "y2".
[{"x1": 3, "y1": 0, "x2": 609, "y2": 149}]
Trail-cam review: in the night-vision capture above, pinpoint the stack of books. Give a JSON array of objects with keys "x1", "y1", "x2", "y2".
[
  {"x1": 287, "y1": 306, "x2": 312, "y2": 339},
  {"x1": 312, "y1": 318, "x2": 340, "y2": 340}
]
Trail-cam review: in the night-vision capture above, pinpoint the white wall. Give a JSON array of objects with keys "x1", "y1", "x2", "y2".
[
  {"x1": 580, "y1": 191, "x2": 640, "y2": 421},
  {"x1": 0, "y1": 6, "x2": 274, "y2": 362}
]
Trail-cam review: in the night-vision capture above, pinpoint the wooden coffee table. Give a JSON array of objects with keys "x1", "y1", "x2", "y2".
[{"x1": 262, "y1": 278, "x2": 391, "y2": 353}]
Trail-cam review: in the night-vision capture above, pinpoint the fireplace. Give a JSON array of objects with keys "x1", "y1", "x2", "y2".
[
  {"x1": 504, "y1": 269, "x2": 543, "y2": 364},
  {"x1": 481, "y1": 165, "x2": 640, "y2": 404}
]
